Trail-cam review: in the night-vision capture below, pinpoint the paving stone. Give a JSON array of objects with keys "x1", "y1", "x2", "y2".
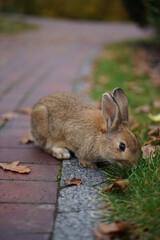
[
  {"x1": 61, "y1": 158, "x2": 107, "y2": 187},
  {"x1": 0, "y1": 204, "x2": 55, "y2": 233},
  {"x1": 0, "y1": 136, "x2": 35, "y2": 149},
  {"x1": 0, "y1": 233, "x2": 50, "y2": 240},
  {"x1": 0, "y1": 148, "x2": 59, "y2": 165},
  {"x1": 0, "y1": 164, "x2": 59, "y2": 181},
  {"x1": 0, "y1": 181, "x2": 57, "y2": 203},
  {"x1": 58, "y1": 185, "x2": 103, "y2": 212},
  {"x1": 5, "y1": 115, "x2": 31, "y2": 128},
  {"x1": 0, "y1": 127, "x2": 30, "y2": 137},
  {"x1": 54, "y1": 210, "x2": 100, "y2": 240}
]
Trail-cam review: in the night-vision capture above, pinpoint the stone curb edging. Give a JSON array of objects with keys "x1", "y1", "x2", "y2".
[{"x1": 53, "y1": 53, "x2": 107, "y2": 240}]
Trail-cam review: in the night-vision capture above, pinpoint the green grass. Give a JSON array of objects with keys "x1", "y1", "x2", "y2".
[
  {"x1": 91, "y1": 41, "x2": 160, "y2": 239},
  {"x1": 99, "y1": 152, "x2": 160, "y2": 239},
  {"x1": 91, "y1": 41, "x2": 160, "y2": 145},
  {"x1": 0, "y1": 15, "x2": 37, "y2": 34}
]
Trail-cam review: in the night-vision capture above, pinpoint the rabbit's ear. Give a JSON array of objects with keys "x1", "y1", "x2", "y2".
[
  {"x1": 101, "y1": 93, "x2": 121, "y2": 130},
  {"x1": 113, "y1": 88, "x2": 128, "y2": 123}
]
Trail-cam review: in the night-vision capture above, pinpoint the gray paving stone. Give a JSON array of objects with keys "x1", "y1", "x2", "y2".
[
  {"x1": 61, "y1": 158, "x2": 107, "y2": 187},
  {"x1": 54, "y1": 157, "x2": 107, "y2": 240},
  {"x1": 54, "y1": 210, "x2": 100, "y2": 240},
  {"x1": 58, "y1": 185, "x2": 103, "y2": 212}
]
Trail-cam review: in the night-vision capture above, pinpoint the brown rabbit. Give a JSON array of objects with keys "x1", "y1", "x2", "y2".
[{"x1": 31, "y1": 88, "x2": 139, "y2": 168}]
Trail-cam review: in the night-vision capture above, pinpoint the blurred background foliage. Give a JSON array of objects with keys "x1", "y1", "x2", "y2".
[
  {"x1": 123, "y1": 0, "x2": 160, "y2": 39},
  {"x1": 1, "y1": 0, "x2": 160, "y2": 38},
  {"x1": 0, "y1": 0, "x2": 129, "y2": 21}
]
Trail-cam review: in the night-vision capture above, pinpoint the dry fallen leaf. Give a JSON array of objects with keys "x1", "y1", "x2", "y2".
[
  {"x1": 148, "y1": 113, "x2": 160, "y2": 122},
  {"x1": 144, "y1": 137, "x2": 160, "y2": 146},
  {"x1": 148, "y1": 126, "x2": 160, "y2": 136},
  {"x1": 141, "y1": 145, "x2": 160, "y2": 160},
  {"x1": 0, "y1": 161, "x2": 30, "y2": 174},
  {"x1": 17, "y1": 107, "x2": 32, "y2": 116},
  {"x1": 98, "y1": 75, "x2": 110, "y2": 85},
  {"x1": 1, "y1": 112, "x2": 18, "y2": 121},
  {"x1": 64, "y1": 177, "x2": 82, "y2": 186},
  {"x1": 130, "y1": 121, "x2": 140, "y2": 131},
  {"x1": 94, "y1": 222, "x2": 133, "y2": 240},
  {"x1": 144, "y1": 126, "x2": 160, "y2": 146},
  {"x1": 20, "y1": 134, "x2": 33, "y2": 144},
  {"x1": 102, "y1": 179, "x2": 129, "y2": 192},
  {"x1": 153, "y1": 100, "x2": 160, "y2": 108},
  {"x1": 130, "y1": 86, "x2": 145, "y2": 94},
  {"x1": 134, "y1": 105, "x2": 150, "y2": 114}
]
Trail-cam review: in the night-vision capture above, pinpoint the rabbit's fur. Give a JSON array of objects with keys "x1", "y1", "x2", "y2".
[{"x1": 31, "y1": 88, "x2": 139, "y2": 168}]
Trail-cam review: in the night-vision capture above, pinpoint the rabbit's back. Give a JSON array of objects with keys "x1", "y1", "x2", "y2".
[
  {"x1": 39, "y1": 93, "x2": 92, "y2": 113},
  {"x1": 31, "y1": 93, "x2": 94, "y2": 148}
]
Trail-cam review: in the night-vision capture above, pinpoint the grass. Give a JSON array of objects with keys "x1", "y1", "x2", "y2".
[
  {"x1": 0, "y1": 14, "x2": 37, "y2": 34},
  {"x1": 91, "y1": 40, "x2": 160, "y2": 145},
  {"x1": 91, "y1": 41, "x2": 160, "y2": 239},
  {"x1": 99, "y1": 151, "x2": 160, "y2": 239}
]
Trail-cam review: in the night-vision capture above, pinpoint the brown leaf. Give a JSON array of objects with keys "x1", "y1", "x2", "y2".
[
  {"x1": 153, "y1": 100, "x2": 160, "y2": 108},
  {"x1": 98, "y1": 75, "x2": 110, "y2": 85},
  {"x1": 102, "y1": 179, "x2": 129, "y2": 192},
  {"x1": 144, "y1": 126, "x2": 160, "y2": 146},
  {"x1": 148, "y1": 126, "x2": 160, "y2": 136},
  {"x1": 134, "y1": 105, "x2": 150, "y2": 113},
  {"x1": 141, "y1": 145, "x2": 160, "y2": 160},
  {"x1": 1, "y1": 112, "x2": 18, "y2": 121},
  {"x1": 130, "y1": 86, "x2": 145, "y2": 94},
  {"x1": 20, "y1": 134, "x2": 33, "y2": 144},
  {"x1": 144, "y1": 137, "x2": 160, "y2": 146},
  {"x1": 102, "y1": 184, "x2": 113, "y2": 192},
  {"x1": 94, "y1": 229, "x2": 110, "y2": 240},
  {"x1": 0, "y1": 161, "x2": 30, "y2": 174},
  {"x1": 17, "y1": 107, "x2": 32, "y2": 116},
  {"x1": 64, "y1": 177, "x2": 82, "y2": 186},
  {"x1": 94, "y1": 222, "x2": 134, "y2": 240},
  {"x1": 130, "y1": 121, "x2": 140, "y2": 131}
]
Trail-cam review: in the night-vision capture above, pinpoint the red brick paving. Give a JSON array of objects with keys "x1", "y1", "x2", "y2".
[
  {"x1": 0, "y1": 204, "x2": 55, "y2": 232},
  {"x1": 0, "y1": 16, "x2": 151, "y2": 240},
  {"x1": 0, "y1": 181, "x2": 57, "y2": 203},
  {"x1": 0, "y1": 148, "x2": 59, "y2": 164}
]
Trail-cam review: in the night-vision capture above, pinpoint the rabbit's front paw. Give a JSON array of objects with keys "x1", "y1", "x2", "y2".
[{"x1": 52, "y1": 147, "x2": 71, "y2": 159}]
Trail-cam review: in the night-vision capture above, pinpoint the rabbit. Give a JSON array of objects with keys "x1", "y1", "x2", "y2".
[{"x1": 31, "y1": 88, "x2": 139, "y2": 168}]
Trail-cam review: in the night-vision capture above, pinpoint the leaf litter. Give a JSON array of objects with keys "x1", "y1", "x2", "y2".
[
  {"x1": 134, "y1": 105, "x2": 150, "y2": 114},
  {"x1": 64, "y1": 177, "x2": 82, "y2": 186},
  {"x1": 0, "y1": 161, "x2": 30, "y2": 174},
  {"x1": 0, "y1": 112, "x2": 18, "y2": 121},
  {"x1": 102, "y1": 179, "x2": 129, "y2": 192},
  {"x1": 142, "y1": 126, "x2": 160, "y2": 160},
  {"x1": 20, "y1": 134, "x2": 33, "y2": 144},
  {"x1": 94, "y1": 222, "x2": 134, "y2": 240},
  {"x1": 17, "y1": 107, "x2": 32, "y2": 116},
  {"x1": 153, "y1": 99, "x2": 160, "y2": 108}
]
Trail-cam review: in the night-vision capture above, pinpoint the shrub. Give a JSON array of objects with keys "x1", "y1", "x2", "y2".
[
  {"x1": 123, "y1": 0, "x2": 160, "y2": 39},
  {"x1": 1, "y1": 0, "x2": 129, "y2": 21}
]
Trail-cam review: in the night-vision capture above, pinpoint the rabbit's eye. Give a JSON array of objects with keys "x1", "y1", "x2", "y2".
[{"x1": 119, "y1": 142, "x2": 125, "y2": 152}]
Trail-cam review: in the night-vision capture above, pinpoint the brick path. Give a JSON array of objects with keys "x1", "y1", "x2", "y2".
[{"x1": 0, "y1": 16, "x2": 152, "y2": 240}]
